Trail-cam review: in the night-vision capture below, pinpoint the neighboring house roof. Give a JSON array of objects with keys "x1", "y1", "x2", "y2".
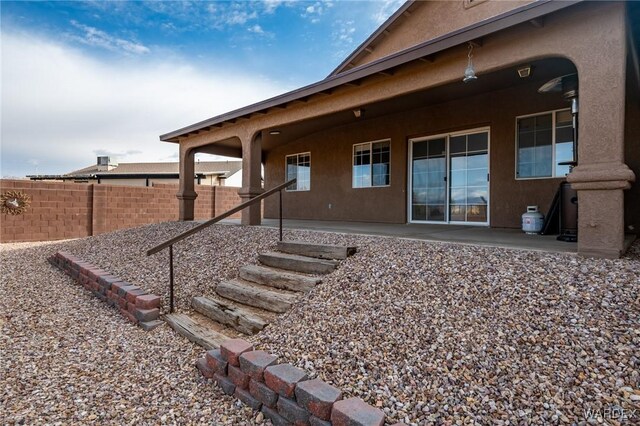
[
  {"x1": 160, "y1": 0, "x2": 581, "y2": 143},
  {"x1": 66, "y1": 161, "x2": 242, "y2": 178}
]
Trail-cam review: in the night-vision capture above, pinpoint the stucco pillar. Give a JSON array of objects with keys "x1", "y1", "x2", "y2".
[
  {"x1": 238, "y1": 132, "x2": 263, "y2": 225},
  {"x1": 177, "y1": 146, "x2": 197, "y2": 221},
  {"x1": 566, "y1": 11, "x2": 635, "y2": 258}
]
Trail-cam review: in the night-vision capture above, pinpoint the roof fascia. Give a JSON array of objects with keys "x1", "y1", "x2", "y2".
[
  {"x1": 329, "y1": 0, "x2": 415, "y2": 77},
  {"x1": 160, "y1": 0, "x2": 581, "y2": 143}
]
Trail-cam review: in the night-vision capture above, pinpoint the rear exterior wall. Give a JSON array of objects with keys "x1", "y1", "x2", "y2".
[{"x1": 264, "y1": 80, "x2": 571, "y2": 228}]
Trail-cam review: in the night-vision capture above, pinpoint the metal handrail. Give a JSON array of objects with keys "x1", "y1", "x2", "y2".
[{"x1": 146, "y1": 178, "x2": 296, "y2": 313}]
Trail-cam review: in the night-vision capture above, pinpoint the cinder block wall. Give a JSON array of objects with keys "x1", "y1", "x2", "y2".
[
  {"x1": 0, "y1": 180, "x2": 93, "y2": 242},
  {"x1": 0, "y1": 180, "x2": 243, "y2": 243}
]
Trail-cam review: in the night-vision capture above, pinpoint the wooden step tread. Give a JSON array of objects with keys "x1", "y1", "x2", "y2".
[
  {"x1": 277, "y1": 240, "x2": 357, "y2": 260},
  {"x1": 216, "y1": 279, "x2": 299, "y2": 313},
  {"x1": 258, "y1": 251, "x2": 338, "y2": 275},
  {"x1": 164, "y1": 313, "x2": 230, "y2": 350},
  {"x1": 239, "y1": 264, "x2": 321, "y2": 292},
  {"x1": 192, "y1": 295, "x2": 270, "y2": 335}
]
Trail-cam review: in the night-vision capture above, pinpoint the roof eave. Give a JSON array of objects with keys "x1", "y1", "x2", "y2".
[{"x1": 159, "y1": 0, "x2": 582, "y2": 143}]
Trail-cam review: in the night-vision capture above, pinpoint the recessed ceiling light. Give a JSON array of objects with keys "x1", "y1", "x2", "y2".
[
  {"x1": 269, "y1": 130, "x2": 281, "y2": 135},
  {"x1": 517, "y1": 65, "x2": 532, "y2": 78}
]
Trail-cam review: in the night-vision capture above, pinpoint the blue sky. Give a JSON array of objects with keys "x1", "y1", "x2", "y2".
[{"x1": 1, "y1": 0, "x2": 403, "y2": 177}]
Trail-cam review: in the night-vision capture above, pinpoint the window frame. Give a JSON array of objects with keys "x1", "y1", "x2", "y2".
[
  {"x1": 285, "y1": 152, "x2": 311, "y2": 192},
  {"x1": 351, "y1": 139, "x2": 391, "y2": 189},
  {"x1": 514, "y1": 108, "x2": 573, "y2": 181}
]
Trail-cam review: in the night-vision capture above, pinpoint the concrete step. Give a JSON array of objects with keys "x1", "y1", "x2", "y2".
[
  {"x1": 164, "y1": 313, "x2": 230, "y2": 350},
  {"x1": 239, "y1": 264, "x2": 321, "y2": 292},
  {"x1": 258, "y1": 251, "x2": 338, "y2": 275},
  {"x1": 276, "y1": 240, "x2": 357, "y2": 260},
  {"x1": 216, "y1": 279, "x2": 299, "y2": 313},
  {"x1": 191, "y1": 295, "x2": 269, "y2": 335}
]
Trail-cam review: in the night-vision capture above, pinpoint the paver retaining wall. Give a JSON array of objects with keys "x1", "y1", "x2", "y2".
[
  {"x1": 0, "y1": 180, "x2": 242, "y2": 242},
  {"x1": 49, "y1": 251, "x2": 163, "y2": 330},
  {"x1": 197, "y1": 338, "x2": 402, "y2": 426}
]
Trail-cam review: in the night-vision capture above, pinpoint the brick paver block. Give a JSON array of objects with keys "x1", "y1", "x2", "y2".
[
  {"x1": 120, "y1": 309, "x2": 138, "y2": 325},
  {"x1": 264, "y1": 364, "x2": 308, "y2": 398},
  {"x1": 134, "y1": 308, "x2": 159, "y2": 322},
  {"x1": 196, "y1": 357, "x2": 214, "y2": 379},
  {"x1": 214, "y1": 373, "x2": 236, "y2": 396},
  {"x1": 261, "y1": 406, "x2": 292, "y2": 426},
  {"x1": 250, "y1": 378, "x2": 279, "y2": 408},
  {"x1": 295, "y1": 379, "x2": 342, "y2": 420},
  {"x1": 331, "y1": 398, "x2": 385, "y2": 426},
  {"x1": 117, "y1": 296, "x2": 128, "y2": 309},
  {"x1": 111, "y1": 282, "x2": 132, "y2": 296},
  {"x1": 97, "y1": 275, "x2": 122, "y2": 289},
  {"x1": 117, "y1": 285, "x2": 140, "y2": 298},
  {"x1": 309, "y1": 416, "x2": 331, "y2": 426},
  {"x1": 277, "y1": 396, "x2": 310, "y2": 425},
  {"x1": 228, "y1": 365, "x2": 250, "y2": 389},
  {"x1": 235, "y1": 387, "x2": 262, "y2": 411},
  {"x1": 125, "y1": 289, "x2": 147, "y2": 304},
  {"x1": 220, "y1": 339, "x2": 254, "y2": 367},
  {"x1": 87, "y1": 268, "x2": 108, "y2": 281},
  {"x1": 239, "y1": 350, "x2": 278, "y2": 381},
  {"x1": 205, "y1": 349, "x2": 228, "y2": 375},
  {"x1": 136, "y1": 294, "x2": 161, "y2": 310},
  {"x1": 127, "y1": 303, "x2": 137, "y2": 315}
]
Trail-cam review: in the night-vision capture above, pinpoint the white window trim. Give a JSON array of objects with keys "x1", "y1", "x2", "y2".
[
  {"x1": 285, "y1": 152, "x2": 311, "y2": 192},
  {"x1": 514, "y1": 108, "x2": 572, "y2": 181},
  {"x1": 352, "y1": 139, "x2": 391, "y2": 189}
]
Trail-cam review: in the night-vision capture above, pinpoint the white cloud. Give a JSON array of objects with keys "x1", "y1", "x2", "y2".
[
  {"x1": 0, "y1": 31, "x2": 290, "y2": 177},
  {"x1": 263, "y1": 0, "x2": 283, "y2": 14},
  {"x1": 373, "y1": 0, "x2": 405, "y2": 25},
  {"x1": 248, "y1": 24, "x2": 265, "y2": 35},
  {"x1": 69, "y1": 20, "x2": 150, "y2": 55}
]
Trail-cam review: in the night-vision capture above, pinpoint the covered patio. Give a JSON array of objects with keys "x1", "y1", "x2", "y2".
[
  {"x1": 222, "y1": 218, "x2": 580, "y2": 254},
  {"x1": 161, "y1": 1, "x2": 637, "y2": 258}
]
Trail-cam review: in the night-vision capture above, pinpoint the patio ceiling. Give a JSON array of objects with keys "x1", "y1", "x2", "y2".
[{"x1": 260, "y1": 57, "x2": 577, "y2": 151}]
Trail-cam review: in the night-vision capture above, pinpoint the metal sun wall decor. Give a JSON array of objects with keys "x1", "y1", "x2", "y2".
[{"x1": 1, "y1": 191, "x2": 32, "y2": 215}]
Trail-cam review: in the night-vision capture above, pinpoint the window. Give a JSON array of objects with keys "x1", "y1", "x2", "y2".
[
  {"x1": 286, "y1": 152, "x2": 310, "y2": 191},
  {"x1": 516, "y1": 109, "x2": 574, "y2": 179},
  {"x1": 353, "y1": 140, "x2": 390, "y2": 188}
]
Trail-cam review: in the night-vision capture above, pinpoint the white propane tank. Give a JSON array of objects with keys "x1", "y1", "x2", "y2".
[{"x1": 522, "y1": 205, "x2": 544, "y2": 234}]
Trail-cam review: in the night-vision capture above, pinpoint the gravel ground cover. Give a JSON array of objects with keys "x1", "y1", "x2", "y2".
[{"x1": 2, "y1": 222, "x2": 639, "y2": 425}]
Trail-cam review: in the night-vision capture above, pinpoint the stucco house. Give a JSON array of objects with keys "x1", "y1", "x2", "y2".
[
  {"x1": 28, "y1": 157, "x2": 243, "y2": 187},
  {"x1": 160, "y1": 0, "x2": 639, "y2": 258}
]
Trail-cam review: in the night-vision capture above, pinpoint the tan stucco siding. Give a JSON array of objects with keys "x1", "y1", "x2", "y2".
[
  {"x1": 264, "y1": 79, "x2": 568, "y2": 228},
  {"x1": 350, "y1": 0, "x2": 534, "y2": 69}
]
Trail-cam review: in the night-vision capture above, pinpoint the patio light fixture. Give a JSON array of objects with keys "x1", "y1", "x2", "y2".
[
  {"x1": 353, "y1": 108, "x2": 364, "y2": 118},
  {"x1": 462, "y1": 43, "x2": 477, "y2": 83},
  {"x1": 517, "y1": 65, "x2": 532, "y2": 78}
]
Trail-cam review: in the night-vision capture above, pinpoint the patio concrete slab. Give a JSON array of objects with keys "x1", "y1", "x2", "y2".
[{"x1": 221, "y1": 219, "x2": 577, "y2": 254}]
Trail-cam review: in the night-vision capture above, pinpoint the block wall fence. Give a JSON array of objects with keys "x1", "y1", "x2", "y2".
[{"x1": 0, "y1": 180, "x2": 242, "y2": 243}]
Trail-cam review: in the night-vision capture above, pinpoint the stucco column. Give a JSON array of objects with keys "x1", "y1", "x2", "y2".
[
  {"x1": 177, "y1": 146, "x2": 197, "y2": 221},
  {"x1": 238, "y1": 132, "x2": 263, "y2": 225},
  {"x1": 566, "y1": 12, "x2": 635, "y2": 258}
]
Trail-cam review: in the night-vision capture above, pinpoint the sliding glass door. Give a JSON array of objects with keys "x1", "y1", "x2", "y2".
[{"x1": 409, "y1": 129, "x2": 489, "y2": 225}]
